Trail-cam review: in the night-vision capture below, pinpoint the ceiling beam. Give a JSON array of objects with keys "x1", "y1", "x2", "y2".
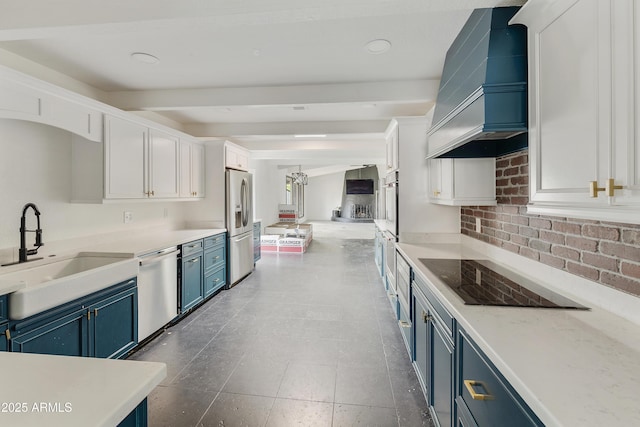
[
  {"x1": 186, "y1": 120, "x2": 389, "y2": 138},
  {"x1": 107, "y1": 80, "x2": 439, "y2": 112}
]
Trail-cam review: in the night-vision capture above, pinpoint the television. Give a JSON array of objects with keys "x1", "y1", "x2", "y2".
[{"x1": 346, "y1": 179, "x2": 374, "y2": 195}]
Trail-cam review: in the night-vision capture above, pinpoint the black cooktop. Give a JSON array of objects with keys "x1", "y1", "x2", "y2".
[{"x1": 419, "y1": 258, "x2": 588, "y2": 309}]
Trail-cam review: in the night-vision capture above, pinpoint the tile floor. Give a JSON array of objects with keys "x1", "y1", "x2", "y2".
[{"x1": 129, "y1": 232, "x2": 434, "y2": 427}]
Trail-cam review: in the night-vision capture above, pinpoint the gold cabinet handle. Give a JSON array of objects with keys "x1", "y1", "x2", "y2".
[
  {"x1": 464, "y1": 380, "x2": 494, "y2": 401},
  {"x1": 433, "y1": 190, "x2": 441, "y2": 197},
  {"x1": 606, "y1": 178, "x2": 623, "y2": 197},
  {"x1": 189, "y1": 258, "x2": 199, "y2": 263},
  {"x1": 94, "y1": 309, "x2": 98, "y2": 317},
  {"x1": 87, "y1": 310, "x2": 91, "y2": 320},
  {"x1": 589, "y1": 181, "x2": 605, "y2": 198},
  {"x1": 5, "y1": 329, "x2": 11, "y2": 340},
  {"x1": 214, "y1": 278, "x2": 220, "y2": 283},
  {"x1": 422, "y1": 310, "x2": 431, "y2": 323},
  {"x1": 399, "y1": 321, "x2": 411, "y2": 328}
]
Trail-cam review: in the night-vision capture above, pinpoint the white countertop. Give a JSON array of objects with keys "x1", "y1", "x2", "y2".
[
  {"x1": 86, "y1": 228, "x2": 228, "y2": 257},
  {"x1": 397, "y1": 238, "x2": 640, "y2": 427},
  {"x1": 0, "y1": 352, "x2": 166, "y2": 427}
]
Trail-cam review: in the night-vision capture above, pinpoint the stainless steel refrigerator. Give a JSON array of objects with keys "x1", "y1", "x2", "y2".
[{"x1": 226, "y1": 169, "x2": 254, "y2": 287}]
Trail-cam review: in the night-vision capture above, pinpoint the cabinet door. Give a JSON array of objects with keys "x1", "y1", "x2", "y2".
[
  {"x1": 10, "y1": 308, "x2": 89, "y2": 357},
  {"x1": 148, "y1": 129, "x2": 179, "y2": 198},
  {"x1": 179, "y1": 141, "x2": 192, "y2": 198},
  {"x1": 0, "y1": 323, "x2": 7, "y2": 352},
  {"x1": 104, "y1": 115, "x2": 147, "y2": 199},
  {"x1": 386, "y1": 124, "x2": 399, "y2": 172},
  {"x1": 225, "y1": 144, "x2": 249, "y2": 170},
  {"x1": 611, "y1": 0, "x2": 640, "y2": 206},
  {"x1": 528, "y1": 0, "x2": 612, "y2": 206},
  {"x1": 181, "y1": 253, "x2": 203, "y2": 311},
  {"x1": 412, "y1": 287, "x2": 430, "y2": 399},
  {"x1": 430, "y1": 320, "x2": 454, "y2": 427},
  {"x1": 90, "y1": 287, "x2": 138, "y2": 359},
  {"x1": 191, "y1": 143, "x2": 205, "y2": 198}
]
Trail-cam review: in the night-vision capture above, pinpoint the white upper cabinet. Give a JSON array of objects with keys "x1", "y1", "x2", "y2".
[
  {"x1": 148, "y1": 129, "x2": 180, "y2": 198},
  {"x1": 512, "y1": 0, "x2": 640, "y2": 224},
  {"x1": 105, "y1": 115, "x2": 180, "y2": 200},
  {"x1": 385, "y1": 121, "x2": 399, "y2": 173},
  {"x1": 429, "y1": 158, "x2": 497, "y2": 206},
  {"x1": 180, "y1": 141, "x2": 205, "y2": 198},
  {"x1": 104, "y1": 115, "x2": 147, "y2": 199},
  {"x1": 225, "y1": 143, "x2": 249, "y2": 171}
]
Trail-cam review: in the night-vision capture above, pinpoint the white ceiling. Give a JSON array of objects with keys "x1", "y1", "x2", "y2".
[{"x1": 0, "y1": 0, "x2": 525, "y2": 173}]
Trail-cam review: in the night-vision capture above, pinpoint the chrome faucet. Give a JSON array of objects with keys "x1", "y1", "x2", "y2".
[{"x1": 18, "y1": 203, "x2": 44, "y2": 263}]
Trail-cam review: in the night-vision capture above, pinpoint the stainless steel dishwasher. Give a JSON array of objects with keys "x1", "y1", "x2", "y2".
[{"x1": 137, "y1": 246, "x2": 179, "y2": 342}]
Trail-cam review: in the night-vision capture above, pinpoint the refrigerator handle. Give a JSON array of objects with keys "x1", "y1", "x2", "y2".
[{"x1": 241, "y1": 178, "x2": 249, "y2": 227}]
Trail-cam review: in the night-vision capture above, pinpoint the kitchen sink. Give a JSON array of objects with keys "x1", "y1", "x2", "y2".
[{"x1": 1, "y1": 253, "x2": 139, "y2": 320}]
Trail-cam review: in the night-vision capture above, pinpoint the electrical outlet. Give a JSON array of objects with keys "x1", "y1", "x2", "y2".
[
  {"x1": 475, "y1": 217, "x2": 482, "y2": 233},
  {"x1": 123, "y1": 211, "x2": 133, "y2": 224}
]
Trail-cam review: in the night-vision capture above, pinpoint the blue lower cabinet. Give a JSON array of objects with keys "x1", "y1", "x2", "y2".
[
  {"x1": 11, "y1": 307, "x2": 89, "y2": 356},
  {"x1": 204, "y1": 267, "x2": 226, "y2": 298},
  {"x1": 9, "y1": 279, "x2": 137, "y2": 359},
  {"x1": 117, "y1": 399, "x2": 148, "y2": 427},
  {"x1": 456, "y1": 328, "x2": 543, "y2": 427},
  {"x1": 431, "y1": 319, "x2": 454, "y2": 427},
  {"x1": 412, "y1": 287, "x2": 430, "y2": 398},
  {"x1": 91, "y1": 286, "x2": 138, "y2": 359},
  {"x1": 0, "y1": 322, "x2": 9, "y2": 352},
  {"x1": 181, "y1": 251, "x2": 204, "y2": 312}
]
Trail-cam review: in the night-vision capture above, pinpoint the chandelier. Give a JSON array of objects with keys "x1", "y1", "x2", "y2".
[{"x1": 292, "y1": 165, "x2": 308, "y2": 185}]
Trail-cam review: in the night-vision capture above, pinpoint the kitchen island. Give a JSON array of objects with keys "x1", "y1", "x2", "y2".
[
  {"x1": 396, "y1": 234, "x2": 640, "y2": 427},
  {"x1": 0, "y1": 351, "x2": 166, "y2": 426}
]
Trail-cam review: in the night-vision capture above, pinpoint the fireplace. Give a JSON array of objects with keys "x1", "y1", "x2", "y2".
[{"x1": 331, "y1": 166, "x2": 379, "y2": 223}]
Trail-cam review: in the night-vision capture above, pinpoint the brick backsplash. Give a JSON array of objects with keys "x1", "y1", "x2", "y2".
[{"x1": 461, "y1": 151, "x2": 640, "y2": 297}]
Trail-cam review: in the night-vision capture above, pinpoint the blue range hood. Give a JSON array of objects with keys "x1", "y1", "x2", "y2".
[{"x1": 427, "y1": 7, "x2": 527, "y2": 159}]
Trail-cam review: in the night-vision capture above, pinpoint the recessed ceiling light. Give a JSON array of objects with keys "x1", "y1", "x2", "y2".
[
  {"x1": 294, "y1": 134, "x2": 327, "y2": 138},
  {"x1": 130, "y1": 52, "x2": 160, "y2": 64},
  {"x1": 365, "y1": 39, "x2": 391, "y2": 55}
]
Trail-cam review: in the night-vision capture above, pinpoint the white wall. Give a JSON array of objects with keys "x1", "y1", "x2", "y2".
[
  {"x1": 305, "y1": 171, "x2": 345, "y2": 220},
  {"x1": 395, "y1": 116, "x2": 460, "y2": 239},
  {"x1": 0, "y1": 119, "x2": 186, "y2": 261},
  {"x1": 252, "y1": 159, "x2": 287, "y2": 227}
]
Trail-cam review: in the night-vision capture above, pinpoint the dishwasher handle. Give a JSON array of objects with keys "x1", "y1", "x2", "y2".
[{"x1": 139, "y1": 248, "x2": 180, "y2": 266}]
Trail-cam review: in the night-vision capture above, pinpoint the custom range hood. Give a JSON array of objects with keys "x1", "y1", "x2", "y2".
[{"x1": 427, "y1": 7, "x2": 527, "y2": 159}]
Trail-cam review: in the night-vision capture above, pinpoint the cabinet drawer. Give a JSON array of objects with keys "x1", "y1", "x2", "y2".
[
  {"x1": 413, "y1": 275, "x2": 454, "y2": 337},
  {"x1": 458, "y1": 329, "x2": 542, "y2": 427},
  {"x1": 182, "y1": 239, "x2": 203, "y2": 256},
  {"x1": 204, "y1": 246, "x2": 225, "y2": 271},
  {"x1": 204, "y1": 234, "x2": 225, "y2": 249},
  {"x1": 0, "y1": 295, "x2": 7, "y2": 322},
  {"x1": 204, "y1": 267, "x2": 226, "y2": 298}
]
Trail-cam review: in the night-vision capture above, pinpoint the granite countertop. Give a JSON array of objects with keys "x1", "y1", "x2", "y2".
[
  {"x1": 0, "y1": 352, "x2": 166, "y2": 427},
  {"x1": 396, "y1": 239, "x2": 640, "y2": 427}
]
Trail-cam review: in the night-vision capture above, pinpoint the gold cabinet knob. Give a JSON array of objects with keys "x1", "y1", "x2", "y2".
[
  {"x1": 589, "y1": 181, "x2": 605, "y2": 198},
  {"x1": 606, "y1": 178, "x2": 623, "y2": 197}
]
